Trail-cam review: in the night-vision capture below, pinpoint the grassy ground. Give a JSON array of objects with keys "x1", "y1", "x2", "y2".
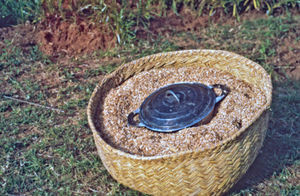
[{"x1": 1, "y1": 11, "x2": 300, "y2": 195}]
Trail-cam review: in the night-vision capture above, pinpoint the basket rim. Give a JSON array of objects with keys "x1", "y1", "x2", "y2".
[{"x1": 87, "y1": 49, "x2": 272, "y2": 160}]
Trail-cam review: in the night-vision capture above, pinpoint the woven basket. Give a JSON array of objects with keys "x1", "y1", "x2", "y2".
[{"x1": 87, "y1": 50, "x2": 272, "y2": 196}]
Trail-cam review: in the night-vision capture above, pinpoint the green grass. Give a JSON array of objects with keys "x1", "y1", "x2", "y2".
[
  {"x1": 171, "y1": 13, "x2": 299, "y2": 80},
  {"x1": 0, "y1": 0, "x2": 42, "y2": 27},
  {"x1": 1, "y1": 10, "x2": 300, "y2": 195}
]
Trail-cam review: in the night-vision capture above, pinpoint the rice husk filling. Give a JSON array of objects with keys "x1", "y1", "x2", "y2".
[{"x1": 102, "y1": 66, "x2": 266, "y2": 156}]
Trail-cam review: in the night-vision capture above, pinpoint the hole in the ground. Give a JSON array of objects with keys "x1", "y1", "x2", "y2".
[{"x1": 44, "y1": 32, "x2": 53, "y2": 43}]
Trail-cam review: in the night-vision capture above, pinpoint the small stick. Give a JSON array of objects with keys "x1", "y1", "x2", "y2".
[{"x1": 2, "y1": 95, "x2": 65, "y2": 113}]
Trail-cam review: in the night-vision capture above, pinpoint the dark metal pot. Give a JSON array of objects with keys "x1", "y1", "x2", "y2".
[{"x1": 127, "y1": 83, "x2": 229, "y2": 132}]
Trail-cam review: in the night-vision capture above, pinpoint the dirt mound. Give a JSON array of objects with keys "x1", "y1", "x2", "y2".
[{"x1": 37, "y1": 16, "x2": 116, "y2": 56}]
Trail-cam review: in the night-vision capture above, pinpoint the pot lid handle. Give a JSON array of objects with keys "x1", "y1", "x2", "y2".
[
  {"x1": 127, "y1": 108, "x2": 145, "y2": 128},
  {"x1": 165, "y1": 90, "x2": 180, "y2": 104},
  {"x1": 210, "y1": 84, "x2": 230, "y2": 103}
]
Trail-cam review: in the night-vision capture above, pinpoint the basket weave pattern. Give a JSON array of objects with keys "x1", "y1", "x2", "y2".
[{"x1": 87, "y1": 50, "x2": 272, "y2": 196}]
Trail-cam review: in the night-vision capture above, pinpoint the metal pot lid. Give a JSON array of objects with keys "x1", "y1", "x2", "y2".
[{"x1": 128, "y1": 83, "x2": 229, "y2": 132}]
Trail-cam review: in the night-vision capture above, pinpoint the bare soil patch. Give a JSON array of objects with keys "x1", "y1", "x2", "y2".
[
  {"x1": 37, "y1": 15, "x2": 116, "y2": 57},
  {"x1": 0, "y1": 17, "x2": 116, "y2": 58}
]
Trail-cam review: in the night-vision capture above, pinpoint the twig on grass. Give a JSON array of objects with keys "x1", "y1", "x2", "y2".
[{"x1": 2, "y1": 95, "x2": 65, "y2": 113}]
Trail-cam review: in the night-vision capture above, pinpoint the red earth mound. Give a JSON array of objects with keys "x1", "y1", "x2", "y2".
[{"x1": 37, "y1": 15, "x2": 116, "y2": 56}]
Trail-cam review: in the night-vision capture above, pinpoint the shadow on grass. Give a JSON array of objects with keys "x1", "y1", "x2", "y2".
[{"x1": 228, "y1": 80, "x2": 300, "y2": 194}]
